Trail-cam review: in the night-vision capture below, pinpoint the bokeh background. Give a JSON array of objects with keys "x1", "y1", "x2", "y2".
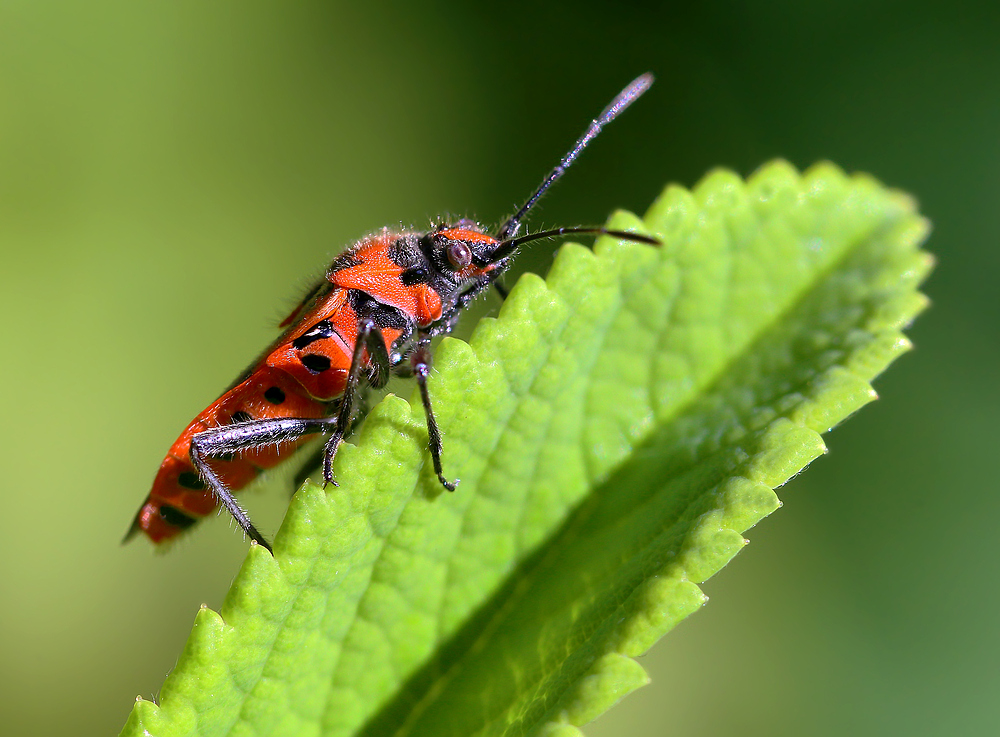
[{"x1": 0, "y1": 2, "x2": 996, "y2": 735}]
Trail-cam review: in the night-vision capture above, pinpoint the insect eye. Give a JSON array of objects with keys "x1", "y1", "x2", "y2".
[{"x1": 446, "y1": 241, "x2": 473, "y2": 270}]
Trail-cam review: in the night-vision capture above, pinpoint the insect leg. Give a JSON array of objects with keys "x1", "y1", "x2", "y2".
[
  {"x1": 411, "y1": 337, "x2": 459, "y2": 491},
  {"x1": 494, "y1": 281, "x2": 509, "y2": 301},
  {"x1": 190, "y1": 415, "x2": 337, "y2": 552},
  {"x1": 455, "y1": 275, "x2": 494, "y2": 312},
  {"x1": 290, "y1": 392, "x2": 372, "y2": 493},
  {"x1": 322, "y1": 319, "x2": 389, "y2": 486},
  {"x1": 422, "y1": 276, "x2": 494, "y2": 339}
]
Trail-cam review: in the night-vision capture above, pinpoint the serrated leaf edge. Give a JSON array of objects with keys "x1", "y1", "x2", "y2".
[{"x1": 539, "y1": 160, "x2": 930, "y2": 735}]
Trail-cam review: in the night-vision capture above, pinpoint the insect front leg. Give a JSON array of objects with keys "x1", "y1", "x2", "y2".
[
  {"x1": 190, "y1": 415, "x2": 337, "y2": 552},
  {"x1": 321, "y1": 318, "x2": 390, "y2": 487},
  {"x1": 411, "y1": 336, "x2": 459, "y2": 491}
]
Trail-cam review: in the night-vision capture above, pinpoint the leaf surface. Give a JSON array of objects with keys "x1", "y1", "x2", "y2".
[{"x1": 121, "y1": 161, "x2": 931, "y2": 737}]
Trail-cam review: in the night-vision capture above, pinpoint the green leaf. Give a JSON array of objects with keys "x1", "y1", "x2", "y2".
[{"x1": 120, "y1": 161, "x2": 931, "y2": 737}]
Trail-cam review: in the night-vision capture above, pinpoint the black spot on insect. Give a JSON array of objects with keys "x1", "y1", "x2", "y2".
[
  {"x1": 177, "y1": 471, "x2": 206, "y2": 490},
  {"x1": 401, "y1": 266, "x2": 429, "y2": 286},
  {"x1": 159, "y1": 504, "x2": 198, "y2": 529},
  {"x1": 302, "y1": 354, "x2": 331, "y2": 373},
  {"x1": 264, "y1": 386, "x2": 285, "y2": 404},
  {"x1": 231, "y1": 411, "x2": 253, "y2": 424},
  {"x1": 293, "y1": 319, "x2": 336, "y2": 351}
]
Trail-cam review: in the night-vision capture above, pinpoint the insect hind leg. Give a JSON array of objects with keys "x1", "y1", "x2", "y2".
[{"x1": 189, "y1": 415, "x2": 337, "y2": 552}]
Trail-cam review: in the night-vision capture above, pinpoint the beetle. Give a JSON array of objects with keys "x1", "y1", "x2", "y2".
[{"x1": 126, "y1": 73, "x2": 657, "y2": 552}]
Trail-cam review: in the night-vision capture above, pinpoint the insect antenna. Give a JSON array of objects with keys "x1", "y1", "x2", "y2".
[
  {"x1": 490, "y1": 226, "x2": 659, "y2": 263},
  {"x1": 496, "y1": 72, "x2": 654, "y2": 241}
]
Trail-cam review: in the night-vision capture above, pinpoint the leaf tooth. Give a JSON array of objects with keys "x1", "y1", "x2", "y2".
[
  {"x1": 692, "y1": 168, "x2": 748, "y2": 212},
  {"x1": 790, "y1": 366, "x2": 879, "y2": 435},
  {"x1": 154, "y1": 605, "x2": 234, "y2": 734},
  {"x1": 884, "y1": 186, "x2": 921, "y2": 215},
  {"x1": 717, "y1": 476, "x2": 782, "y2": 533},
  {"x1": 481, "y1": 271, "x2": 571, "y2": 369},
  {"x1": 909, "y1": 247, "x2": 935, "y2": 286},
  {"x1": 895, "y1": 214, "x2": 932, "y2": 253},
  {"x1": 613, "y1": 574, "x2": 708, "y2": 658},
  {"x1": 119, "y1": 696, "x2": 166, "y2": 737},
  {"x1": 591, "y1": 209, "x2": 650, "y2": 260},
  {"x1": 873, "y1": 288, "x2": 932, "y2": 334},
  {"x1": 552, "y1": 652, "x2": 650, "y2": 728},
  {"x1": 536, "y1": 722, "x2": 585, "y2": 737},
  {"x1": 802, "y1": 160, "x2": 850, "y2": 189},
  {"x1": 843, "y1": 330, "x2": 914, "y2": 381},
  {"x1": 548, "y1": 241, "x2": 620, "y2": 306},
  {"x1": 749, "y1": 158, "x2": 800, "y2": 188},
  {"x1": 743, "y1": 418, "x2": 827, "y2": 488},
  {"x1": 272, "y1": 483, "x2": 334, "y2": 569},
  {"x1": 679, "y1": 522, "x2": 748, "y2": 584},
  {"x1": 453, "y1": 318, "x2": 513, "y2": 401},
  {"x1": 643, "y1": 182, "x2": 697, "y2": 243},
  {"x1": 224, "y1": 541, "x2": 293, "y2": 622},
  {"x1": 496, "y1": 270, "x2": 556, "y2": 326},
  {"x1": 747, "y1": 160, "x2": 801, "y2": 214}
]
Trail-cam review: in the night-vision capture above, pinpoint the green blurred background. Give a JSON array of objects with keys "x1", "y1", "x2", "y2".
[{"x1": 0, "y1": 2, "x2": 996, "y2": 735}]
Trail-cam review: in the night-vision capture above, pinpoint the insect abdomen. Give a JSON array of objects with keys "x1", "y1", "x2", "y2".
[{"x1": 130, "y1": 368, "x2": 329, "y2": 543}]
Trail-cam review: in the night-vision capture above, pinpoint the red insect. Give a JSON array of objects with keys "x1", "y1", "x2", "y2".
[{"x1": 126, "y1": 74, "x2": 657, "y2": 552}]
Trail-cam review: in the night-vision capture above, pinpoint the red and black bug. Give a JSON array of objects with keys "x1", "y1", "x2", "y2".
[{"x1": 126, "y1": 73, "x2": 657, "y2": 552}]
